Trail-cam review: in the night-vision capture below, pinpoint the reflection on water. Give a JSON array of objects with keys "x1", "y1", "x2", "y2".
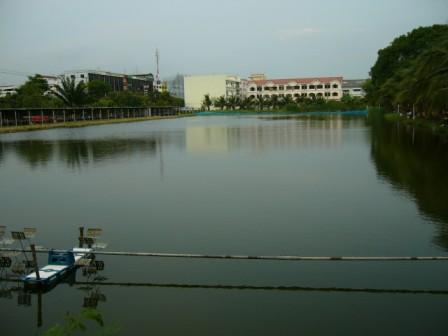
[
  {"x1": 1, "y1": 115, "x2": 448, "y2": 335},
  {"x1": 370, "y1": 121, "x2": 448, "y2": 250},
  {"x1": 186, "y1": 117, "x2": 355, "y2": 153}
]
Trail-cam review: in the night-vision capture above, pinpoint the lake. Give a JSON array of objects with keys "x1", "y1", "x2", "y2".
[{"x1": 1, "y1": 114, "x2": 448, "y2": 335}]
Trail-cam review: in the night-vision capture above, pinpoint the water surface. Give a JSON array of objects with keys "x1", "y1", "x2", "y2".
[{"x1": 1, "y1": 115, "x2": 447, "y2": 335}]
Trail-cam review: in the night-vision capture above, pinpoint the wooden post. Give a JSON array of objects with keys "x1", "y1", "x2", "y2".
[
  {"x1": 79, "y1": 227, "x2": 84, "y2": 248},
  {"x1": 52, "y1": 110, "x2": 55, "y2": 123},
  {"x1": 63, "y1": 109, "x2": 66, "y2": 123},
  {"x1": 40, "y1": 109, "x2": 44, "y2": 125},
  {"x1": 15, "y1": 110, "x2": 17, "y2": 126},
  {"x1": 28, "y1": 111, "x2": 31, "y2": 125},
  {"x1": 91, "y1": 108, "x2": 93, "y2": 120},
  {"x1": 30, "y1": 244, "x2": 40, "y2": 280}
]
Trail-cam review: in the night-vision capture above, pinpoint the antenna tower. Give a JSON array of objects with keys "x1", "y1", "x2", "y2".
[{"x1": 155, "y1": 49, "x2": 160, "y2": 84}]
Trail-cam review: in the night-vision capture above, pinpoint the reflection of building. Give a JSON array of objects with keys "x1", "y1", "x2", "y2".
[
  {"x1": 342, "y1": 79, "x2": 366, "y2": 97},
  {"x1": 184, "y1": 74, "x2": 241, "y2": 109},
  {"x1": 62, "y1": 70, "x2": 154, "y2": 93},
  {"x1": 245, "y1": 74, "x2": 343, "y2": 100},
  {"x1": 186, "y1": 117, "x2": 350, "y2": 154},
  {"x1": 186, "y1": 126, "x2": 230, "y2": 153}
]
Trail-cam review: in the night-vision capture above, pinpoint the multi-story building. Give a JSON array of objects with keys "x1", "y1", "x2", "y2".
[
  {"x1": 0, "y1": 85, "x2": 18, "y2": 98},
  {"x1": 61, "y1": 70, "x2": 153, "y2": 93},
  {"x1": 184, "y1": 74, "x2": 241, "y2": 109},
  {"x1": 245, "y1": 74, "x2": 343, "y2": 100},
  {"x1": 342, "y1": 79, "x2": 366, "y2": 98}
]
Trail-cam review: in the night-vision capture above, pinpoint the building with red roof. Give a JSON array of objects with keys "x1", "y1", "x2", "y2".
[{"x1": 245, "y1": 74, "x2": 343, "y2": 100}]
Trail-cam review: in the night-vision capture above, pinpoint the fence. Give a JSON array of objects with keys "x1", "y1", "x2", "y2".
[{"x1": 0, "y1": 106, "x2": 193, "y2": 127}]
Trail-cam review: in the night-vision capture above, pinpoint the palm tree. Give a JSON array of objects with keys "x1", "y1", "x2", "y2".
[
  {"x1": 255, "y1": 95, "x2": 266, "y2": 110},
  {"x1": 53, "y1": 77, "x2": 87, "y2": 106},
  {"x1": 240, "y1": 96, "x2": 254, "y2": 110},
  {"x1": 269, "y1": 95, "x2": 279, "y2": 109},
  {"x1": 202, "y1": 94, "x2": 212, "y2": 111},
  {"x1": 280, "y1": 95, "x2": 294, "y2": 106},
  {"x1": 226, "y1": 96, "x2": 240, "y2": 110},
  {"x1": 214, "y1": 95, "x2": 226, "y2": 110}
]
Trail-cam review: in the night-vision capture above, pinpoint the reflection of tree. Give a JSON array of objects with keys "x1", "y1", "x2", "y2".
[
  {"x1": 370, "y1": 122, "x2": 448, "y2": 249},
  {"x1": 59, "y1": 141, "x2": 90, "y2": 170},
  {"x1": 43, "y1": 308, "x2": 120, "y2": 336},
  {"x1": 13, "y1": 141, "x2": 54, "y2": 168},
  {"x1": 2, "y1": 137, "x2": 169, "y2": 170}
]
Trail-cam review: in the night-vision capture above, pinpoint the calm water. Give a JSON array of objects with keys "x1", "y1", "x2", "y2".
[{"x1": 1, "y1": 115, "x2": 448, "y2": 335}]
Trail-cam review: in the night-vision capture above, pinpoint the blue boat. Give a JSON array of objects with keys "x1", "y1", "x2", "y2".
[{"x1": 23, "y1": 247, "x2": 93, "y2": 289}]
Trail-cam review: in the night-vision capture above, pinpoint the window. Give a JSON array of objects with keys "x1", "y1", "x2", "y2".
[
  {"x1": 332, "y1": 84, "x2": 338, "y2": 88},
  {"x1": 332, "y1": 92, "x2": 338, "y2": 96},
  {"x1": 309, "y1": 85, "x2": 315, "y2": 89},
  {"x1": 264, "y1": 87, "x2": 270, "y2": 91},
  {"x1": 80, "y1": 74, "x2": 85, "y2": 78},
  {"x1": 325, "y1": 84, "x2": 330, "y2": 89},
  {"x1": 279, "y1": 85, "x2": 284, "y2": 90},
  {"x1": 294, "y1": 94, "x2": 299, "y2": 97},
  {"x1": 294, "y1": 85, "x2": 300, "y2": 90},
  {"x1": 301, "y1": 93, "x2": 306, "y2": 97},
  {"x1": 286, "y1": 86, "x2": 292, "y2": 90},
  {"x1": 272, "y1": 86, "x2": 277, "y2": 91},
  {"x1": 250, "y1": 87, "x2": 255, "y2": 91},
  {"x1": 325, "y1": 92, "x2": 330, "y2": 97},
  {"x1": 317, "y1": 84, "x2": 323, "y2": 89},
  {"x1": 301, "y1": 85, "x2": 307, "y2": 90},
  {"x1": 353, "y1": 88, "x2": 361, "y2": 92},
  {"x1": 317, "y1": 93, "x2": 323, "y2": 97},
  {"x1": 257, "y1": 86, "x2": 262, "y2": 91}
]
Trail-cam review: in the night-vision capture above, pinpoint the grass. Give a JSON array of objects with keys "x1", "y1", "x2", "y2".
[{"x1": 0, "y1": 114, "x2": 194, "y2": 134}]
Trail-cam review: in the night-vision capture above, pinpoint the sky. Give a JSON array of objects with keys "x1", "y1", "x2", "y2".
[{"x1": 0, "y1": 0, "x2": 447, "y2": 85}]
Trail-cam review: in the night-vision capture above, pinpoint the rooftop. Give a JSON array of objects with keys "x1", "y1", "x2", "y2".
[{"x1": 248, "y1": 76, "x2": 343, "y2": 86}]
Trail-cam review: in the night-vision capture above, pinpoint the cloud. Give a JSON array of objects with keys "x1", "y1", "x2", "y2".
[{"x1": 277, "y1": 27, "x2": 321, "y2": 40}]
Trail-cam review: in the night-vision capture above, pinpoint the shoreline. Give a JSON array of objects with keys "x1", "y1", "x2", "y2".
[{"x1": 0, "y1": 114, "x2": 194, "y2": 134}]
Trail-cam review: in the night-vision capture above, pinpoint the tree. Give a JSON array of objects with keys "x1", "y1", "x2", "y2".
[
  {"x1": 87, "y1": 80, "x2": 112, "y2": 101},
  {"x1": 240, "y1": 96, "x2": 254, "y2": 110},
  {"x1": 53, "y1": 77, "x2": 88, "y2": 106},
  {"x1": 268, "y1": 95, "x2": 279, "y2": 109},
  {"x1": 366, "y1": 24, "x2": 448, "y2": 113},
  {"x1": 214, "y1": 95, "x2": 226, "y2": 110},
  {"x1": 255, "y1": 95, "x2": 267, "y2": 110},
  {"x1": 226, "y1": 95, "x2": 240, "y2": 110},
  {"x1": 280, "y1": 95, "x2": 294, "y2": 106},
  {"x1": 202, "y1": 94, "x2": 212, "y2": 111}
]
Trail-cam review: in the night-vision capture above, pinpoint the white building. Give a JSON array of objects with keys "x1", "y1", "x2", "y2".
[
  {"x1": 184, "y1": 74, "x2": 241, "y2": 109},
  {"x1": 342, "y1": 79, "x2": 366, "y2": 98},
  {"x1": 0, "y1": 85, "x2": 18, "y2": 98},
  {"x1": 245, "y1": 74, "x2": 343, "y2": 100}
]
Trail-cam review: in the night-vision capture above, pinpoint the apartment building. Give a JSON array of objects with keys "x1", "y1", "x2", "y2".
[
  {"x1": 245, "y1": 74, "x2": 343, "y2": 100},
  {"x1": 184, "y1": 74, "x2": 241, "y2": 109}
]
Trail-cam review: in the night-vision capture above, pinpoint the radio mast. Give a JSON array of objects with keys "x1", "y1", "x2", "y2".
[{"x1": 155, "y1": 48, "x2": 161, "y2": 89}]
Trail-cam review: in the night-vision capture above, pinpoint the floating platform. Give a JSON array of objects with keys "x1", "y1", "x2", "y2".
[{"x1": 23, "y1": 247, "x2": 92, "y2": 289}]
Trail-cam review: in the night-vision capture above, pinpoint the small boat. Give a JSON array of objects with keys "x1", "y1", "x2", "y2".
[{"x1": 23, "y1": 247, "x2": 93, "y2": 289}]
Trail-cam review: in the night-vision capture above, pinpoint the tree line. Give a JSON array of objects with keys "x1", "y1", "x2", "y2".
[
  {"x1": 202, "y1": 93, "x2": 365, "y2": 112},
  {"x1": 364, "y1": 24, "x2": 448, "y2": 120},
  {"x1": 0, "y1": 75, "x2": 184, "y2": 108}
]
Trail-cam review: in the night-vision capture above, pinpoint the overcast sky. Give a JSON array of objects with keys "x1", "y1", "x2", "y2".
[{"x1": 0, "y1": 0, "x2": 447, "y2": 85}]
